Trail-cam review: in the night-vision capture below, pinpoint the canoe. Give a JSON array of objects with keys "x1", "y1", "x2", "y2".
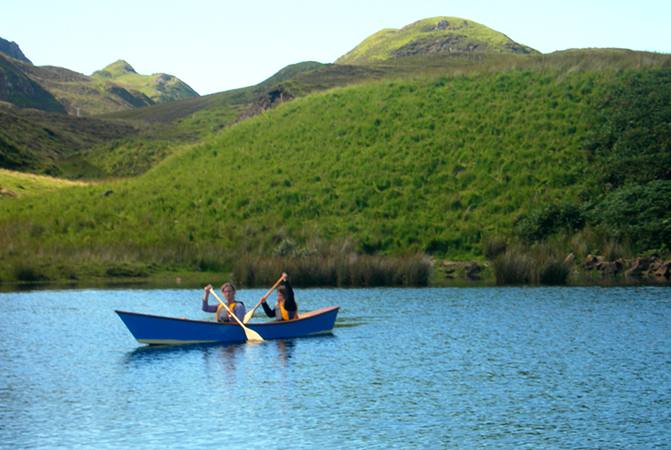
[{"x1": 115, "y1": 305, "x2": 340, "y2": 345}]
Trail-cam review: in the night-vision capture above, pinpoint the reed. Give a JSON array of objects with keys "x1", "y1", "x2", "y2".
[
  {"x1": 493, "y1": 243, "x2": 570, "y2": 285},
  {"x1": 232, "y1": 253, "x2": 431, "y2": 287},
  {"x1": 493, "y1": 250, "x2": 534, "y2": 285}
]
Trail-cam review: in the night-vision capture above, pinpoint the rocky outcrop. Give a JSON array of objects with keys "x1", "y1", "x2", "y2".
[
  {"x1": 442, "y1": 260, "x2": 485, "y2": 280},
  {"x1": 582, "y1": 254, "x2": 670, "y2": 282},
  {"x1": 393, "y1": 35, "x2": 486, "y2": 57},
  {"x1": 237, "y1": 85, "x2": 294, "y2": 122}
]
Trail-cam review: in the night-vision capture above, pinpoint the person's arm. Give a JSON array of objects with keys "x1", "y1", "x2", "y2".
[
  {"x1": 261, "y1": 301, "x2": 276, "y2": 318},
  {"x1": 202, "y1": 284, "x2": 218, "y2": 313}
]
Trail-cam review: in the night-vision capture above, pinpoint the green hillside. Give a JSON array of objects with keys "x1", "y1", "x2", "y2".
[
  {"x1": 337, "y1": 16, "x2": 537, "y2": 65},
  {"x1": 1, "y1": 52, "x2": 198, "y2": 116},
  {"x1": 0, "y1": 102, "x2": 136, "y2": 174},
  {"x1": 0, "y1": 54, "x2": 65, "y2": 112},
  {"x1": 0, "y1": 168, "x2": 88, "y2": 198},
  {"x1": 14, "y1": 59, "x2": 154, "y2": 115},
  {"x1": 92, "y1": 60, "x2": 199, "y2": 103},
  {"x1": 71, "y1": 49, "x2": 666, "y2": 180},
  {"x1": 2, "y1": 58, "x2": 669, "y2": 285}
]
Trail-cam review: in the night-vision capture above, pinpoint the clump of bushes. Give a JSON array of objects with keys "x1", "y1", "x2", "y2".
[
  {"x1": 12, "y1": 263, "x2": 48, "y2": 282},
  {"x1": 514, "y1": 203, "x2": 585, "y2": 242}
]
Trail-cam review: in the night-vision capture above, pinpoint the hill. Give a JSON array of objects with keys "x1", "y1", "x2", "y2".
[
  {"x1": 0, "y1": 102, "x2": 136, "y2": 173},
  {"x1": 0, "y1": 54, "x2": 65, "y2": 112},
  {"x1": 0, "y1": 168, "x2": 87, "y2": 199},
  {"x1": 337, "y1": 16, "x2": 538, "y2": 65},
  {"x1": 92, "y1": 60, "x2": 199, "y2": 103},
  {"x1": 0, "y1": 37, "x2": 31, "y2": 63},
  {"x1": 0, "y1": 41, "x2": 198, "y2": 116},
  {"x1": 1, "y1": 55, "x2": 670, "y2": 284}
]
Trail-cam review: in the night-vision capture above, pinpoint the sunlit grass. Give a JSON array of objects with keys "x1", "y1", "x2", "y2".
[{"x1": 0, "y1": 168, "x2": 88, "y2": 199}]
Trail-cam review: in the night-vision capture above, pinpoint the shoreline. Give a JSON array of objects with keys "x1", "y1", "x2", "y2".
[{"x1": 1, "y1": 269, "x2": 668, "y2": 292}]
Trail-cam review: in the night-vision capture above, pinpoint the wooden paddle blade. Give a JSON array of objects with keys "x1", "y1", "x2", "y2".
[
  {"x1": 244, "y1": 327, "x2": 264, "y2": 342},
  {"x1": 243, "y1": 309, "x2": 255, "y2": 324}
]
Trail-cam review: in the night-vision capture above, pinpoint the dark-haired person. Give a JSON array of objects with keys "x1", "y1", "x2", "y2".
[
  {"x1": 202, "y1": 282, "x2": 246, "y2": 322},
  {"x1": 261, "y1": 273, "x2": 298, "y2": 320}
]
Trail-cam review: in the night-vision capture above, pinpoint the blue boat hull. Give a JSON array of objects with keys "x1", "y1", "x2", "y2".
[{"x1": 116, "y1": 306, "x2": 340, "y2": 345}]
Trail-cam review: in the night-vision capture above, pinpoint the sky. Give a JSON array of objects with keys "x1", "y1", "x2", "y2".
[{"x1": 4, "y1": 0, "x2": 670, "y2": 95}]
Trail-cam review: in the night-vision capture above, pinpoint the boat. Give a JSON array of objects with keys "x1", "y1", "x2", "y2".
[{"x1": 115, "y1": 306, "x2": 340, "y2": 345}]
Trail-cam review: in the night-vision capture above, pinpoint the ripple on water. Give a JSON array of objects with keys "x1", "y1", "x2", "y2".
[{"x1": 0, "y1": 287, "x2": 670, "y2": 448}]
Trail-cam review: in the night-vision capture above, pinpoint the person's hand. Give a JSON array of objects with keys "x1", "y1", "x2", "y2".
[
  {"x1": 282, "y1": 272, "x2": 288, "y2": 281},
  {"x1": 204, "y1": 284, "x2": 212, "y2": 293},
  {"x1": 260, "y1": 295, "x2": 268, "y2": 304}
]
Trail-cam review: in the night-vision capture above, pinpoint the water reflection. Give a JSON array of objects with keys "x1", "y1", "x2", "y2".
[
  {"x1": 275, "y1": 339, "x2": 295, "y2": 367},
  {"x1": 123, "y1": 342, "x2": 242, "y2": 367},
  {"x1": 204, "y1": 343, "x2": 245, "y2": 376}
]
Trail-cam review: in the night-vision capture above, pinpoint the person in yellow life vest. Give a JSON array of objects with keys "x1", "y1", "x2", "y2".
[
  {"x1": 261, "y1": 273, "x2": 298, "y2": 320},
  {"x1": 202, "y1": 282, "x2": 246, "y2": 322}
]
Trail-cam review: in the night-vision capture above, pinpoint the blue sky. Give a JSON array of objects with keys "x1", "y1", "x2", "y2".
[{"x1": 4, "y1": 0, "x2": 670, "y2": 94}]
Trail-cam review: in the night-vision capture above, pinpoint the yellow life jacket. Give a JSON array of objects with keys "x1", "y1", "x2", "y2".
[
  {"x1": 278, "y1": 300, "x2": 297, "y2": 321},
  {"x1": 216, "y1": 301, "x2": 236, "y2": 322}
]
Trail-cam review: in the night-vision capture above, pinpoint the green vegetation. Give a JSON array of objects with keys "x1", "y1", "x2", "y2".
[
  {"x1": 0, "y1": 103, "x2": 136, "y2": 174},
  {"x1": 16, "y1": 60, "x2": 155, "y2": 115},
  {"x1": 4, "y1": 56, "x2": 670, "y2": 285},
  {"x1": 1, "y1": 54, "x2": 198, "y2": 117},
  {"x1": 0, "y1": 168, "x2": 88, "y2": 198},
  {"x1": 0, "y1": 54, "x2": 64, "y2": 112},
  {"x1": 92, "y1": 60, "x2": 199, "y2": 103},
  {"x1": 1, "y1": 15, "x2": 670, "y2": 288},
  {"x1": 336, "y1": 16, "x2": 537, "y2": 65}
]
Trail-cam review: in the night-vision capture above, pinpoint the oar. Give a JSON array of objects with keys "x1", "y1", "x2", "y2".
[
  {"x1": 208, "y1": 288, "x2": 264, "y2": 342},
  {"x1": 243, "y1": 274, "x2": 285, "y2": 324}
]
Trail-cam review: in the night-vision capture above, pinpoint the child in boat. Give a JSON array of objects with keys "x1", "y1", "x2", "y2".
[
  {"x1": 261, "y1": 273, "x2": 298, "y2": 320},
  {"x1": 202, "y1": 282, "x2": 246, "y2": 322}
]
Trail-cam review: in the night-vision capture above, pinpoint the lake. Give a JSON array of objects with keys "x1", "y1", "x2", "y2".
[{"x1": 1, "y1": 287, "x2": 670, "y2": 449}]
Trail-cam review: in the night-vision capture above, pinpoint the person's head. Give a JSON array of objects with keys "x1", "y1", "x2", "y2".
[
  {"x1": 277, "y1": 285, "x2": 287, "y2": 302},
  {"x1": 220, "y1": 282, "x2": 236, "y2": 302}
]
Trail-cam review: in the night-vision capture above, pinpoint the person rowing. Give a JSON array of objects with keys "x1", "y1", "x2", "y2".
[
  {"x1": 261, "y1": 272, "x2": 299, "y2": 321},
  {"x1": 202, "y1": 282, "x2": 246, "y2": 322}
]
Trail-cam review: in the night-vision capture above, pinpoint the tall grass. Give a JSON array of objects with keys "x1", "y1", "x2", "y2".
[
  {"x1": 493, "y1": 244, "x2": 570, "y2": 285},
  {"x1": 232, "y1": 254, "x2": 431, "y2": 287}
]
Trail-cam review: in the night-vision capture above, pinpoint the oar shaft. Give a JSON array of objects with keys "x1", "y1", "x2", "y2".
[
  {"x1": 244, "y1": 274, "x2": 285, "y2": 323},
  {"x1": 209, "y1": 289, "x2": 263, "y2": 342}
]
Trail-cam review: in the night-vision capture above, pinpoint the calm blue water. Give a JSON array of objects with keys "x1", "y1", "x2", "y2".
[{"x1": 1, "y1": 287, "x2": 670, "y2": 449}]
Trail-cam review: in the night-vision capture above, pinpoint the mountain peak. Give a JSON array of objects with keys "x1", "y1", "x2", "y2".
[
  {"x1": 100, "y1": 60, "x2": 137, "y2": 75},
  {"x1": 336, "y1": 16, "x2": 538, "y2": 65},
  {"x1": 0, "y1": 37, "x2": 32, "y2": 64}
]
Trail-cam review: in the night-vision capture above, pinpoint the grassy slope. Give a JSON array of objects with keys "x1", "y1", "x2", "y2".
[
  {"x1": 0, "y1": 103, "x2": 137, "y2": 174},
  {"x1": 15, "y1": 60, "x2": 155, "y2": 116},
  {"x1": 0, "y1": 63, "x2": 646, "y2": 280},
  {"x1": 1, "y1": 51, "x2": 669, "y2": 283},
  {"x1": 74, "y1": 50, "x2": 666, "y2": 179},
  {"x1": 0, "y1": 54, "x2": 65, "y2": 112},
  {"x1": 92, "y1": 60, "x2": 199, "y2": 102},
  {"x1": 0, "y1": 168, "x2": 87, "y2": 198},
  {"x1": 336, "y1": 16, "x2": 537, "y2": 65}
]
